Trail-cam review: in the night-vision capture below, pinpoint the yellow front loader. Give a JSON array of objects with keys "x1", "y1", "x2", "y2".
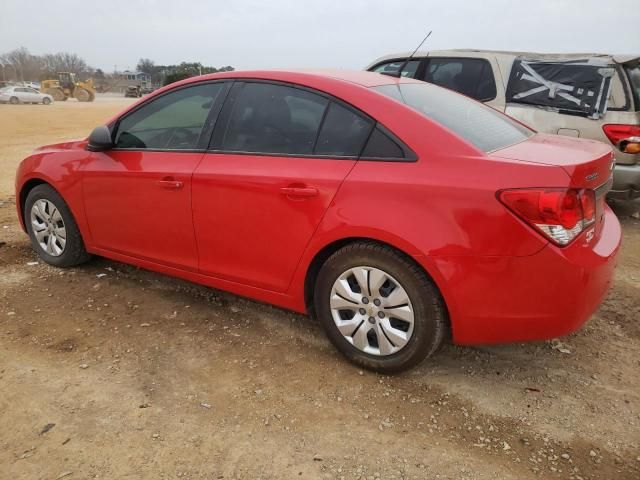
[{"x1": 41, "y1": 72, "x2": 96, "y2": 102}]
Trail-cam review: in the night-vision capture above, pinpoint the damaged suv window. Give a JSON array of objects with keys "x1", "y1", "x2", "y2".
[{"x1": 505, "y1": 59, "x2": 616, "y2": 119}]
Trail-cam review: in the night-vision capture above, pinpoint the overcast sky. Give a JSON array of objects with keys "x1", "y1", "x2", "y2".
[{"x1": 1, "y1": 0, "x2": 638, "y2": 72}]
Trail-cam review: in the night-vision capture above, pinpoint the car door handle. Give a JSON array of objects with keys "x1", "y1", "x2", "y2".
[
  {"x1": 280, "y1": 186, "x2": 319, "y2": 198},
  {"x1": 156, "y1": 178, "x2": 184, "y2": 189}
]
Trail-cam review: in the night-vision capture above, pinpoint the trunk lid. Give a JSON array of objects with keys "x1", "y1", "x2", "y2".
[
  {"x1": 492, "y1": 133, "x2": 614, "y2": 188},
  {"x1": 491, "y1": 133, "x2": 614, "y2": 244}
]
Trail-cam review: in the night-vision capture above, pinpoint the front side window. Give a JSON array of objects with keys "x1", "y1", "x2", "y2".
[
  {"x1": 114, "y1": 83, "x2": 224, "y2": 150},
  {"x1": 371, "y1": 60, "x2": 420, "y2": 78},
  {"x1": 373, "y1": 82, "x2": 532, "y2": 152},
  {"x1": 423, "y1": 58, "x2": 497, "y2": 101}
]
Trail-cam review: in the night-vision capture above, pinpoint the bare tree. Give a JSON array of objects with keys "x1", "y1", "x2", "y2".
[
  {"x1": 136, "y1": 58, "x2": 155, "y2": 74},
  {"x1": 42, "y1": 52, "x2": 89, "y2": 76},
  {"x1": 3, "y1": 47, "x2": 41, "y2": 81}
]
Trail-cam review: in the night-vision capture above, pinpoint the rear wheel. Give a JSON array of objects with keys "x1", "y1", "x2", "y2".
[
  {"x1": 314, "y1": 242, "x2": 447, "y2": 373},
  {"x1": 46, "y1": 88, "x2": 65, "y2": 101},
  {"x1": 9, "y1": 96, "x2": 19, "y2": 105},
  {"x1": 24, "y1": 185, "x2": 91, "y2": 267},
  {"x1": 42, "y1": 97, "x2": 51, "y2": 105}
]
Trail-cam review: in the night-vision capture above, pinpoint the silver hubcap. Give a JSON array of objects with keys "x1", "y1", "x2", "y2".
[
  {"x1": 30, "y1": 199, "x2": 66, "y2": 256},
  {"x1": 330, "y1": 266, "x2": 414, "y2": 356}
]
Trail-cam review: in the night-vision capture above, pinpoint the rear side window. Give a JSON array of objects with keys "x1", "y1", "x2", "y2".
[
  {"x1": 315, "y1": 103, "x2": 373, "y2": 156},
  {"x1": 115, "y1": 83, "x2": 224, "y2": 150},
  {"x1": 371, "y1": 60, "x2": 421, "y2": 78},
  {"x1": 218, "y1": 82, "x2": 378, "y2": 158},
  {"x1": 361, "y1": 127, "x2": 405, "y2": 159},
  {"x1": 626, "y1": 65, "x2": 640, "y2": 110},
  {"x1": 373, "y1": 83, "x2": 533, "y2": 152},
  {"x1": 423, "y1": 58, "x2": 496, "y2": 101},
  {"x1": 607, "y1": 68, "x2": 629, "y2": 110},
  {"x1": 220, "y1": 83, "x2": 328, "y2": 155}
]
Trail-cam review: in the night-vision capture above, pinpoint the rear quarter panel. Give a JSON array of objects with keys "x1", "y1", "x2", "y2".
[{"x1": 287, "y1": 149, "x2": 570, "y2": 314}]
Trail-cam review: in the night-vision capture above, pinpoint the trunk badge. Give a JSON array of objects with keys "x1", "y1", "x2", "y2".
[{"x1": 585, "y1": 172, "x2": 599, "y2": 182}]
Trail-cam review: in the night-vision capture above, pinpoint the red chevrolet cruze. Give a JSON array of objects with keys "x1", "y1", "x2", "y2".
[{"x1": 15, "y1": 70, "x2": 621, "y2": 372}]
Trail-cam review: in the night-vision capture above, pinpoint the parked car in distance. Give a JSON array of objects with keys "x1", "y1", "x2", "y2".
[
  {"x1": 21, "y1": 81, "x2": 41, "y2": 90},
  {"x1": 1, "y1": 86, "x2": 53, "y2": 105},
  {"x1": 367, "y1": 50, "x2": 640, "y2": 200},
  {"x1": 125, "y1": 85, "x2": 142, "y2": 98},
  {"x1": 15, "y1": 70, "x2": 621, "y2": 372}
]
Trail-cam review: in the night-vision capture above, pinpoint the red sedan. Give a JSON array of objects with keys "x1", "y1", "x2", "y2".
[{"x1": 15, "y1": 70, "x2": 621, "y2": 372}]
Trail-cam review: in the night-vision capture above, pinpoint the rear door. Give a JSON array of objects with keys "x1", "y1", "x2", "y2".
[
  {"x1": 15, "y1": 87, "x2": 32, "y2": 102},
  {"x1": 82, "y1": 82, "x2": 227, "y2": 270},
  {"x1": 192, "y1": 81, "x2": 374, "y2": 292}
]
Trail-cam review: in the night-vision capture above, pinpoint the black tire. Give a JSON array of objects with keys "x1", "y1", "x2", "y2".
[
  {"x1": 43, "y1": 97, "x2": 51, "y2": 105},
  {"x1": 9, "y1": 96, "x2": 19, "y2": 105},
  {"x1": 75, "y1": 88, "x2": 90, "y2": 102},
  {"x1": 46, "y1": 88, "x2": 65, "y2": 101},
  {"x1": 314, "y1": 242, "x2": 447, "y2": 373},
  {"x1": 24, "y1": 184, "x2": 91, "y2": 268}
]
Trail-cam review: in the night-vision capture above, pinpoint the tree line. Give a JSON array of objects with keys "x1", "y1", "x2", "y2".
[
  {"x1": 136, "y1": 58, "x2": 234, "y2": 86},
  {"x1": 0, "y1": 47, "x2": 234, "y2": 86},
  {"x1": 0, "y1": 47, "x2": 93, "y2": 82}
]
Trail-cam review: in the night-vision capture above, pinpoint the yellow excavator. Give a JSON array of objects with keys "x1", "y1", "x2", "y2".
[{"x1": 40, "y1": 72, "x2": 96, "y2": 102}]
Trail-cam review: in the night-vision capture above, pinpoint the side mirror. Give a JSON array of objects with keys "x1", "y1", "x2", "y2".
[{"x1": 87, "y1": 125, "x2": 113, "y2": 152}]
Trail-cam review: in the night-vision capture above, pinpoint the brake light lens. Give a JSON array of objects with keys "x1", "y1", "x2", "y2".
[
  {"x1": 499, "y1": 188, "x2": 596, "y2": 246},
  {"x1": 602, "y1": 124, "x2": 640, "y2": 154}
]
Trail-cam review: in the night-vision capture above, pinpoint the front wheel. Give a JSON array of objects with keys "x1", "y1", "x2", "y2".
[
  {"x1": 43, "y1": 97, "x2": 51, "y2": 105},
  {"x1": 24, "y1": 184, "x2": 91, "y2": 267},
  {"x1": 9, "y1": 96, "x2": 19, "y2": 105},
  {"x1": 314, "y1": 242, "x2": 447, "y2": 373},
  {"x1": 74, "y1": 88, "x2": 90, "y2": 102}
]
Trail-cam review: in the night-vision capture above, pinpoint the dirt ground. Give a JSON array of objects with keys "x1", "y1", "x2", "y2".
[{"x1": 0, "y1": 97, "x2": 639, "y2": 480}]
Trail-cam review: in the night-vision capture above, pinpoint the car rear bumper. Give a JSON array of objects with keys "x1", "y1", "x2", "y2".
[
  {"x1": 428, "y1": 206, "x2": 621, "y2": 345},
  {"x1": 609, "y1": 161, "x2": 640, "y2": 200}
]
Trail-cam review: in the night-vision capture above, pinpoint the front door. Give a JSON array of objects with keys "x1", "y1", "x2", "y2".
[
  {"x1": 193, "y1": 81, "x2": 374, "y2": 291},
  {"x1": 82, "y1": 82, "x2": 227, "y2": 270}
]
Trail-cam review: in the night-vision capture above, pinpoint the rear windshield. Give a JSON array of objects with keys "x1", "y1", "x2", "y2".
[{"x1": 372, "y1": 83, "x2": 533, "y2": 152}]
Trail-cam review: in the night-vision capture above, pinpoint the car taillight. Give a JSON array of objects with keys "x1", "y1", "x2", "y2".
[
  {"x1": 602, "y1": 124, "x2": 640, "y2": 154},
  {"x1": 498, "y1": 188, "x2": 596, "y2": 246}
]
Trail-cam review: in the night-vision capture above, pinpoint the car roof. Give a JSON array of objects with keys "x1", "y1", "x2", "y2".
[
  {"x1": 171, "y1": 69, "x2": 422, "y2": 89},
  {"x1": 366, "y1": 49, "x2": 640, "y2": 69}
]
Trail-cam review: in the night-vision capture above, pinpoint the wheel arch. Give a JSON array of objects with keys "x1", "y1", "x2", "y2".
[
  {"x1": 18, "y1": 178, "x2": 49, "y2": 231},
  {"x1": 303, "y1": 237, "x2": 451, "y2": 327}
]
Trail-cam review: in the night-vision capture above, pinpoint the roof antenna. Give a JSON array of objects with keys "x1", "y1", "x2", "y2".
[{"x1": 382, "y1": 30, "x2": 432, "y2": 78}]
